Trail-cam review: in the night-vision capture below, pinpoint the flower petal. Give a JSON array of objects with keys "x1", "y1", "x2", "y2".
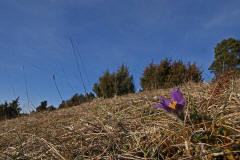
[
  {"x1": 153, "y1": 97, "x2": 174, "y2": 112},
  {"x1": 152, "y1": 104, "x2": 163, "y2": 108},
  {"x1": 159, "y1": 97, "x2": 175, "y2": 112},
  {"x1": 159, "y1": 97, "x2": 171, "y2": 106},
  {"x1": 171, "y1": 88, "x2": 185, "y2": 106},
  {"x1": 161, "y1": 104, "x2": 173, "y2": 112}
]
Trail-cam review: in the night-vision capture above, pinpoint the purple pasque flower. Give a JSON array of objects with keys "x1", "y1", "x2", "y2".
[{"x1": 153, "y1": 88, "x2": 185, "y2": 120}]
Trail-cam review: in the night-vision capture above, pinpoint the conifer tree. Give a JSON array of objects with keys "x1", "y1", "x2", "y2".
[
  {"x1": 209, "y1": 38, "x2": 240, "y2": 77},
  {"x1": 115, "y1": 64, "x2": 135, "y2": 95},
  {"x1": 36, "y1": 100, "x2": 47, "y2": 112},
  {"x1": 141, "y1": 59, "x2": 202, "y2": 90},
  {"x1": 93, "y1": 64, "x2": 135, "y2": 98}
]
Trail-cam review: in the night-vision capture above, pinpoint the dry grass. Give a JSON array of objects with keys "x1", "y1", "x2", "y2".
[{"x1": 1, "y1": 77, "x2": 240, "y2": 159}]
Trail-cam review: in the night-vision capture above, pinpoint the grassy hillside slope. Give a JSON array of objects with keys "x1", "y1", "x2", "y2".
[{"x1": 1, "y1": 76, "x2": 240, "y2": 159}]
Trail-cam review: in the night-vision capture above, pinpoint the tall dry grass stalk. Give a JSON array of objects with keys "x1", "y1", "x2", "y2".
[
  {"x1": 22, "y1": 65, "x2": 36, "y2": 112},
  {"x1": 69, "y1": 35, "x2": 87, "y2": 95},
  {"x1": 52, "y1": 74, "x2": 63, "y2": 102},
  {"x1": 22, "y1": 66, "x2": 30, "y2": 110}
]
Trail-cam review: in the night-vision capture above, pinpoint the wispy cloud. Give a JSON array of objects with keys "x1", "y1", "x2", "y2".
[{"x1": 204, "y1": 9, "x2": 240, "y2": 29}]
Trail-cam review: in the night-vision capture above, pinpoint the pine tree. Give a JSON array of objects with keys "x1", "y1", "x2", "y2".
[
  {"x1": 93, "y1": 64, "x2": 135, "y2": 98},
  {"x1": 209, "y1": 38, "x2": 240, "y2": 77},
  {"x1": 141, "y1": 59, "x2": 202, "y2": 90},
  {"x1": 36, "y1": 101, "x2": 47, "y2": 112},
  {"x1": 168, "y1": 60, "x2": 187, "y2": 86},
  {"x1": 140, "y1": 62, "x2": 156, "y2": 90},
  {"x1": 115, "y1": 64, "x2": 135, "y2": 95}
]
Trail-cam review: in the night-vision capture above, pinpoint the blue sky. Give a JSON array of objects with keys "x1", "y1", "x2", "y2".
[{"x1": 0, "y1": 0, "x2": 240, "y2": 112}]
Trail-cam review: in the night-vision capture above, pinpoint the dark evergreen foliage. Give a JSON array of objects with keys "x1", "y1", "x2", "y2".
[
  {"x1": 93, "y1": 64, "x2": 135, "y2": 98},
  {"x1": 58, "y1": 92, "x2": 95, "y2": 109},
  {"x1": 36, "y1": 100, "x2": 47, "y2": 112},
  {"x1": 209, "y1": 38, "x2": 240, "y2": 77},
  {"x1": 98, "y1": 71, "x2": 115, "y2": 98},
  {"x1": 47, "y1": 105, "x2": 56, "y2": 111},
  {"x1": 85, "y1": 92, "x2": 95, "y2": 101},
  {"x1": 93, "y1": 83, "x2": 102, "y2": 98},
  {"x1": 140, "y1": 59, "x2": 203, "y2": 90},
  {"x1": 186, "y1": 62, "x2": 202, "y2": 82},
  {"x1": 140, "y1": 59, "x2": 172, "y2": 90},
  {"x1": 168, "y1": 60, "x2": 187, "y2": 86},
  {"x1": 35, "y1": 101, "x2": 56, "y2": 112},
  {"x1": 59, "y1": 100, "x2": 67, "y2": 109},
  {"x1": 140, "y1": 62, "x2": 156, "y2": 90},
  {"x1": 0, "y1": 97, "x2": 21, "y2": 121},
  {"x1": 115, "y1": 64, "x2": 135, "y2": 96}
]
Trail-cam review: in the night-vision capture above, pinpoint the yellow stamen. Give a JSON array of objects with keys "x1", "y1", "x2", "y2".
[{"x1": 169, "y1": 101, "x2": 177, "y2": 110}]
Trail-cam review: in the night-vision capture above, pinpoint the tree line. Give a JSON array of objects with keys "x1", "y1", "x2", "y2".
[
  {"x1": 140, "y1": 59, "x2": 202, "y2": 90},
  {"x1": 1, "y1": 37, "x2": 239, "y2": 121}
]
